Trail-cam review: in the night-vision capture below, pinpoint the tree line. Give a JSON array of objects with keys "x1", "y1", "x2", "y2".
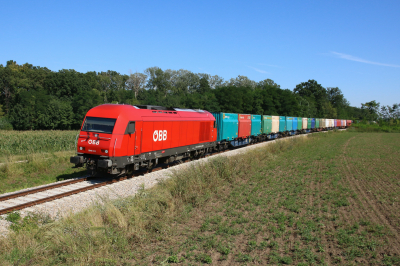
[{"x1": 0, "y1": 60, "x2": 394, "y2": 130}]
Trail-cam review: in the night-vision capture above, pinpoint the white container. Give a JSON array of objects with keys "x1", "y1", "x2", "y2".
[
  {"x1": 271, "y1": 116, "x2": 279, "y2": 133},
  {"x1": 302, "y1": 118, "x2": 307, "y2": 129}
]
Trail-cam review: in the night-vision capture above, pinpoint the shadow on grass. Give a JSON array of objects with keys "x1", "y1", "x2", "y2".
[{"x1": 56, "y1": 169, "x2": 88, "y2": 181}]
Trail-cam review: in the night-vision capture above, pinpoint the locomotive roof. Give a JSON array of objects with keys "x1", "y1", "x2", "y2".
[{"x1": 86, "y1": 104, "x2": 212, "y2": 120}]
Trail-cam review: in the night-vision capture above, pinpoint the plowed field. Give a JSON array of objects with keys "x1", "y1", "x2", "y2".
[{"x1": 135, "y1": 132, "x2": 400, "y2": 265}]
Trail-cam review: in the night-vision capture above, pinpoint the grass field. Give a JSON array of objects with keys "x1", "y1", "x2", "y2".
[{"x1": 1, "y1": 131, "x2": 400, "y2": 265}]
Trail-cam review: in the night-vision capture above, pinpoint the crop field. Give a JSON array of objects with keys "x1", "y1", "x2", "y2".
[
  {"x1": 1, "y1": 131, "x2": 400, "y2": 265},
  {"x1": 0, "y1": 130, "x2": 78, "y2": 158}
]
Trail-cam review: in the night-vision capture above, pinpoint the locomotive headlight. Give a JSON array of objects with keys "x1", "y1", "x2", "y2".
[
  {"x1": 105, "y1": 150, "x2": 108, "y2": 154},
  {"x1": 79, "y1": 147, "x2": 83, "y2": 151}
]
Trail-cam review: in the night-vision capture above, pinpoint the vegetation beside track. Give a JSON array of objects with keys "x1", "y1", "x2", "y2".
[
  {"x1": 0, "y1": 130, "x2": 78, "y2": 159},
  {"x1": 1, "y1": 131, "x2": 400, "y2": 265},
  {"x1": 0, "y1": 151, "x2": 86, "y2": 194},
  {"x1": 0, "y1": 130, "x2": 83, "y2": 193},
  {"x1": 349, "y1": 119, "x2": 400, "y2": 133}
]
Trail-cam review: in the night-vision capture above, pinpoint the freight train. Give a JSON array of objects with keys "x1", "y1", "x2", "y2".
[{"x1": 70, "y1": 104, "x2": 352, "y2": 176}]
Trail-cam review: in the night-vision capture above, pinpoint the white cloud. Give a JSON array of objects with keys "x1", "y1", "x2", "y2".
[
  {"x1": 331, "y1": 51, "x2": 400, "y2": 67},
  {"x1": 258, "y1": 63, "x2": 282, "y2": 68},
  {"x1": 246, "y1": 66, "x2": 270, "y2": 74}
]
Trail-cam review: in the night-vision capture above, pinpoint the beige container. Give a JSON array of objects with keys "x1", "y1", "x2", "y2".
[
  {"x1": 343, "y1": 120, "x2": 346, "y2": 127},
  {"x1": 325, "y1": 119, "x2": 329, "y2": 128},
  {"x1": 320, "y1": 119, "x2": 325, "y2": 128},
  {"x1": 302, "y1": 118, "x2": 307, "y2": 129},
  {"x1": 330, "y1": 119, "x2": 334, "y2": 127},
  {"x1": 271, "y1": 116, "x2": 279, "y2": 133}
]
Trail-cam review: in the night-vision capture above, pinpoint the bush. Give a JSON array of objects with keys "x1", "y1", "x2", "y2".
[{"x1": 0, "y1": 117, "x2": 13, "y2": 130}]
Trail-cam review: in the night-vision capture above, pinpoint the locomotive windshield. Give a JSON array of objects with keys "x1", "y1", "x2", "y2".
[{"x1": 82, "y1": 117, "x2": 116, "y2": 134}]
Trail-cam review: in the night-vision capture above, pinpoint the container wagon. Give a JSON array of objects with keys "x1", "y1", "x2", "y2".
[
  {"x1": 311, "y1": 118, "x2": 316, "y2": 131},
  {"x1": 261, "y1": 115, "x2": 279, "y2": 140},
  {"x1": 212, "y1": 112, "x2": 250, "y2": 148},
  {"x1": 250, "y1": 114, "x2": 262, "y2": 142},
  {"x1": 293, "y1": 117, "x2": 298, "y2": 135},
  {"x1": 279, "y1": 116, "x2": 287, "y2": 136},
  {"x1": 297, "y1": 117, "x2": 303, "y2": 133},
  {"x1": 302, "y1": 118, "x2": 308, "y2": 133},
  {"x1": 286, "y1": 117, "x2": 295, "y2": 136}
]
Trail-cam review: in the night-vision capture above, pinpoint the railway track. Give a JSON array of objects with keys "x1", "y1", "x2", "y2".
[
  {"x1": 0, "y1": 167, "x2": 161, "y2": 215},
  {"x1": 0, "y1": 130, "x2": 342, "y2": 216}
]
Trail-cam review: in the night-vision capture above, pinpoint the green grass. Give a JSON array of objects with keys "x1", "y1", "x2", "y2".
[
  {"x1": 1, "y1": 131, "x2": 400, "y2": 265},
  {"x1": 0, "y1": 130, "x2": 83, "y2": 193},
  {"x1": 350, "y1": 119, "x2": 400, "y2": 133},
  {"x1": 0, "y1": 151, "x2": 87, "y2": 194}
]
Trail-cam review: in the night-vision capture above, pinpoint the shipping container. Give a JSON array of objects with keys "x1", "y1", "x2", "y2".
[
  {"x1": 302, "y1": 118, "x2": 308, "y2": 130},
  {"x1": 262, "y1": 115, "x2": 279, "y2": 139},
  {"x1": 250, "y1": 115, "x2": 262, "y2": 136},
  {"x1": 261, "y1": 115, "x2": 272, "y2": 134},
  {"x1": 307, "y1": 118, "x2": 312, "y2": 129},
  {"x1": 297, "y1": 117, "x2": 302, "y2": 130},
  {"x1": 211, "y1": 112, "x2": 238, "y2": 142},
  {"x1": 286, "y1": 117, "x2": 293, "y2": 131},
  {"x1": 238, "y1": 114, "x2": 251, "y2": 138},
  {"x1": 311, "y1": 118, "x2": 315, "y2": 129},
  {"x1": 293, "y1": 117, "x2": 298, "y2": 132},
  {"x1": 347, "y1": 120, "x2": 352, "y2": 127},
  {"x1": 279, "y1": 116, "x2": 287, "y2": 132},
  {"x1": 320, "y1": 119, "x2": 325, "y2": 129},
  {"x1": 272, "y1": 116, "x2": 280, "y2": 133}
]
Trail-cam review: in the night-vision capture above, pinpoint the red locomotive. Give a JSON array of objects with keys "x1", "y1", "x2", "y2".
[{"x1": 70, "y1": 104, "x2": 216, "y2": 176}]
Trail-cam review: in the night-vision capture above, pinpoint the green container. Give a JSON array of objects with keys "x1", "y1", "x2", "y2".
[
  {"x1": 262, "y1": 115, "x2": 272, "y2": 134},
  {"x1": 307, "y1": 118, "x2": 312, "y2": 129},
  {"x1": 211, "y1": 112, "x2": 238, "y2": 142},
  {"x1": 297, "y1": 117, "x2": 302, "y2": 130},
  {"x1": 279, "y1": 116, "x2": 286, "y2": 132},
  {"x1": 316, "y1": 118, "x2": 320, "y2": 128}
]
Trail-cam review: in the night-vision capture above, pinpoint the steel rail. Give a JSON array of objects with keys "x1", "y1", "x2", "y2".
[{"x1": 0, "y1": 176, "x2": 91, "y2": 202}]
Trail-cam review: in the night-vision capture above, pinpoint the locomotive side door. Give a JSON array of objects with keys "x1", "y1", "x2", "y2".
[
  {"x1": 126, "y1": 121, "x2": 142, "y2": 156},
  {"x1": 134, "y1": 121, "x2": 142, "y2": 155}
]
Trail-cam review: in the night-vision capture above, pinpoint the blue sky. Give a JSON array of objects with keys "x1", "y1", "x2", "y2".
[{"x1": 1, "y1": 0, "x2": 399, "y2": 107}]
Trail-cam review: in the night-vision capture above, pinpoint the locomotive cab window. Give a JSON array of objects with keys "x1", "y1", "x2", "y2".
[
  {"x1": 82, "y1": 117, "x2": 116, "y2": 134},
  {"x1": 125, "y1": 121, "x2": 136, "y2": 134}
]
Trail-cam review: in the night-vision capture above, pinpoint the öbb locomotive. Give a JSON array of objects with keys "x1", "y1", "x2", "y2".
[{"x1": 70, "y1": 104, "x2": 351, "y2": 176}]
